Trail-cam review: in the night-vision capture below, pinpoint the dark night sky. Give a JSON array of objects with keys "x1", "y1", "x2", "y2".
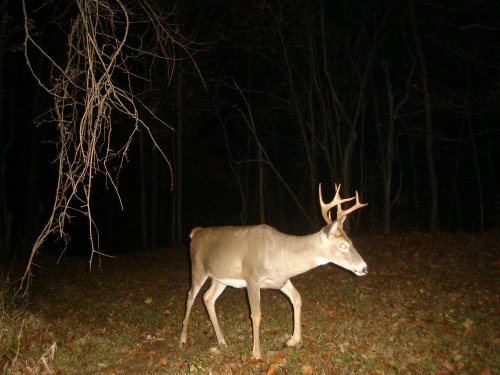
[{"x1": 1, "y1": 0, "x2": 499, "y2": 256}]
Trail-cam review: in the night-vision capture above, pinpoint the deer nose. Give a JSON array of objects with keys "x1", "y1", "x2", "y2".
[{"x1": 355, "y1": 266, "x2": 368, "y2": 276}]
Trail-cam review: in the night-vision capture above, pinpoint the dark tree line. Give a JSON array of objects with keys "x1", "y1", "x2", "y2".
[
  {"x1": 193, "y1": 0, "x2": 498, "y2": 235},
  {"x1": 0, "y1": 0, "x2": 498, "y2": 265}
]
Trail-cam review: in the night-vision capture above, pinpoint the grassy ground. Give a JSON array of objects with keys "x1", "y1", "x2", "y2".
[{"x1": 2, "y1": 231, "x2": 498, "y2": 374}]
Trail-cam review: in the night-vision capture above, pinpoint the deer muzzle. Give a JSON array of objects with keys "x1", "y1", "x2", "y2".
[{"x1": 353, "y1": 265, "x2": 368, "y2": 276}]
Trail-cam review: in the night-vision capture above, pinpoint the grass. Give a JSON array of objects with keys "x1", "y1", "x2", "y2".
[
  {"x1": 1, "y1": 230, "x2": 498, "y2": 373},
  {"x1": 0, "y1": 275, "x2": 56, "y2": 374}
]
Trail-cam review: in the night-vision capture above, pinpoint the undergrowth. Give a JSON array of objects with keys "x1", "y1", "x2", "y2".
[{"x1": 0, "y1": 276, "x2": 56, "y2": 374}]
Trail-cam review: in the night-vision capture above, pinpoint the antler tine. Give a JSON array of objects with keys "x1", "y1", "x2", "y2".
[
  {"x1": 336, "y1": 191, "x2": 368, "y2": 224},
  {"x1": 319, "y1": 183, "x2": 355, "y2": 224}
]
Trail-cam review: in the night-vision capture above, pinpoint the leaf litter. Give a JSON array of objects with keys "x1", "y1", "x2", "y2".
[{"x1": 6, "y1": 230, "x2": 497, "y2": 374}]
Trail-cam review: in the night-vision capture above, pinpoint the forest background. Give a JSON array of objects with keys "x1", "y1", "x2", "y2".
[{"x1": 0, "y1": 0, "x2": 498, "y2": 264}]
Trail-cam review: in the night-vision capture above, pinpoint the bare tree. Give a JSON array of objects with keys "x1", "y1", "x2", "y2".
[
  {"x1": 273, "y1": 1, "x2": 385, "y2": 223},
  {"x1": 375, "y1": 61, "x2": 414, "y2": 233},
  {"x1": 173, "y1": 67, "x2": 184, "y2": 245},
  {"x1": 20, "y1": 0, "x2": 198, "y2": 288},
  {"x1": 236, "y1": 84, "x2": 313, "y2": 225},
  {"x1": 408, "y1": 0, "x2": 439, "y2": 231},
  {"x1": 0, "y1": 0, "x2": 15, "y2": 261}
]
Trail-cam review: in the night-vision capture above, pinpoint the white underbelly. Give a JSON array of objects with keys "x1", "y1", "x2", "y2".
[
  {"x1": 216, "y1": 277, "x2": 284, "y2": 289},
  {"x1": 218, "y1": 278, "x2": 247, "y2": 288}
]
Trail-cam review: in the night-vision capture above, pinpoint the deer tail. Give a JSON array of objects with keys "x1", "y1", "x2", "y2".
[{"x1": 189, "y1": 227, "x2": 203, "y2": 239}]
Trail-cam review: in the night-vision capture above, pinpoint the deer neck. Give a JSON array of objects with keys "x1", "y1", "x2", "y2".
[{"x1": 282, "y1": 230, "x2": 324, "y2": 278}]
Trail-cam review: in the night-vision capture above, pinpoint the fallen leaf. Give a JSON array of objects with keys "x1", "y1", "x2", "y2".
[
  {"x1": 266, "y1": 363, "x2": 279, "y2": 375},
  {"x1": 302, "y1": 365, "x2": 313, "y2": 374},
  {"x1": 462, "y1": 318, "x2": 474, "y2": 333},
  {"x1": 158, "y1": 356, "x2": 168, "y2": 366},
  {"x1": 247, "y1": 357, "x2": 264, "y2": 364},
  {"x1": 210, "y1": 346, "x2": 221, "y2": 355},
  {"x1": 64, "y1": 340, "x2": 75, "y2": 349},
  {"x1": 391, "y1": 319, "x2": 401, "y2": 334},
  {"x1": 442, "y1": 360, "x2": 454, "y2": 371}
]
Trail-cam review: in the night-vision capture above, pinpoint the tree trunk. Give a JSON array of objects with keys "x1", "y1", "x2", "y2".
[
  {"x1": 409, "y1": 0, "x2": 438, "y2": 231},
  {"x1": 342, "y1": 128, "x2": 357, "y2": 200},
  {"x1": 467, "y1": 112, "x2": 483, "y2": 231},
  {"x1": 277, "y1": 12, "x2": 317, "y2": 221},
  {"x1": 377, "y1": 62, "x2": 412, "y2": 234},
  {"x1": 150, "y1": 147, "x2": 158, "y2": 248},
  {"x1": 258, "y1": 144, "x2": 265, "y2": 224},
  {"x1": 0, "y1": 0, "x2": 9, "y2": 257},
  {"x1": 139, "y1": 130, "x2": 148, "y2": 249},
  {"x1": 174, "y1": 69, "x2": 183, "y2": 244}
]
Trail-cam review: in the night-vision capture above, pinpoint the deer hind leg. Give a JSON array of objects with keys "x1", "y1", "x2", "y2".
[
  {"x1": 280, "y1": 280, "x2": 302, "y2": 347},
  {"x1": 246, "y1": 282, "x2": 262, "y2": 359},
  {"x1": 203, "y1": 279, "x2": 227, "y2": 346},
  {"x1": 180, "y1": 271, "x2": 208, "y2": 348}
]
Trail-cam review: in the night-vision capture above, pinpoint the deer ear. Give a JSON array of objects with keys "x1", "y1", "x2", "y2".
[
  {"x1": 321, "y1": 222, "x2": 334, "y2": 241},
  {"x1": 327, "y1": 219, "x2": 345, "y2": 238},
  {"x1": 322, "y1": 221, "x2": 340, "y2": 238}
]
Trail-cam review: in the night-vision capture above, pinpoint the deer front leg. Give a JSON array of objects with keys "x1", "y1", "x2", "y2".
[
  {"x1": 203, "y1": 279, "x2": 227, "y2": 347},
  {"x1": 246, "y1": 282, "x2": 262, "y2": 359},
  {"x1": 280, "y1": 280, "x2": 302, "y2": 347}
]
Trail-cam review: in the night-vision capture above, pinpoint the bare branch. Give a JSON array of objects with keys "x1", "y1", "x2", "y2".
[{"x1": 19, "y1": 0, "x2": 197, "y2": 291}]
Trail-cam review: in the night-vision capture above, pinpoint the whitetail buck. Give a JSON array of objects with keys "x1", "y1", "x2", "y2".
[{"x1": 180, "y1": 183, "x2": 368, "y2": 359}]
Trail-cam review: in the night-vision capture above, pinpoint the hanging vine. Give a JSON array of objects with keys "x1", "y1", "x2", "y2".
[{"x1": 20, "y1": 0, "x2": 199, "y2": 288}]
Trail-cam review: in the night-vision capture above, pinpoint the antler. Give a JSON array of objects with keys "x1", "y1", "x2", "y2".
[{"x1": 319, "y1": 183, "x2": 367, "y2": 225}]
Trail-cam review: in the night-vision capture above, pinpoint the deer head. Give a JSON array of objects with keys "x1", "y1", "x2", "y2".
[{"x1": 317, "y1": 183, "x2": 368, "y2": 276}]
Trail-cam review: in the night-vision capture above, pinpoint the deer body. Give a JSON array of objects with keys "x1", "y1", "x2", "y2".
[
  {"x1": 180, "y1": 184, "x2": 368, "y2": 359},
  {"x1": 192, "y1": 225, "x2": 328, "y2": 287}
]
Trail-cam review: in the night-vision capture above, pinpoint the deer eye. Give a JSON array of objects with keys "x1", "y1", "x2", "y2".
[{"x1": 338, "y1": 242, "x2": 349, "y2": 252}]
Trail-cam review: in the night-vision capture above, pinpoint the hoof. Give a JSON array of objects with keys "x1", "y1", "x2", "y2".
[
  {"x1": 252, "y1": 352, "x2": 262, "y2": 360},
  {"x1": 285, "y1": 337, "x2": 303, "y2": 348}
]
